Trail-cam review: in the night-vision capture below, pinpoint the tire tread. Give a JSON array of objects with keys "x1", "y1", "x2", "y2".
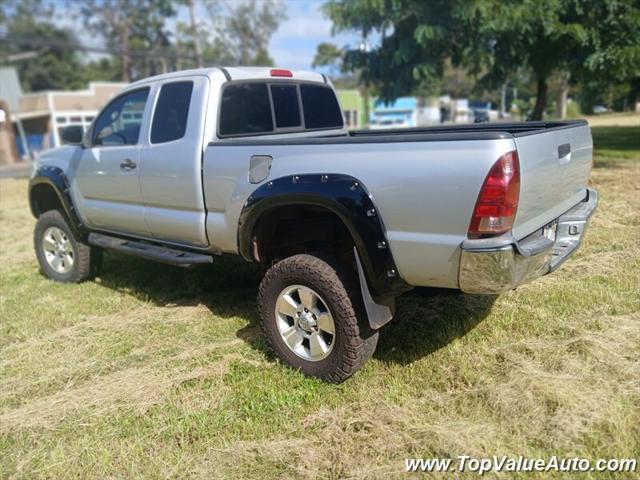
[
  {"x1": 257, "y1": 253, "x2": 378, "y2": 383},
  {"x1": 34, "y1": 210, "x2": 100, "y2": 283}
]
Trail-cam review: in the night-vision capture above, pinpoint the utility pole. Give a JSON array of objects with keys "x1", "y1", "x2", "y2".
[
  {"x1": 359, "y1": 34, "x2": 371, "y2": 127},
  {"x1": 120, "y1": 24, "x2": 130, "y2": 82},
  {"x1": 111, "y1": 0, "x2": 131, "y2": 82},
  {"x1": 187, "y1": 0, "x2": 203, "y2": 68},
  {"x1": 556, "y1": 73, "x2": 570, "y2": 119},
  {"x1": 500, "y1": 82, "x2": 507, "y2": 119},
  {"x1": 175, "y1": 23, "x2": 183, "y2": 71}
]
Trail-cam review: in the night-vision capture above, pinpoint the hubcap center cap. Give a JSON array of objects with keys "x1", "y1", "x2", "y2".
[{"x1": 297, "y1": 311, "x2": 316, "y2": 332}]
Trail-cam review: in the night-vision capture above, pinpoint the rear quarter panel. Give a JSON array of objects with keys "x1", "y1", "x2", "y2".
[{"x1": 203, "y1": 138, "x2": 515, "y2": 288}]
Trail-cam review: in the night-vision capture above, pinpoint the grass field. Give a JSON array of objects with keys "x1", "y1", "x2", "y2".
[{"x1": 1, "y1": 119, "x2": 639, "y2": 479}]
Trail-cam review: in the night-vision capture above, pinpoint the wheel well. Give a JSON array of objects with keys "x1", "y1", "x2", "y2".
[
  {"x1": 30, "y1": 184, "x2": 64, "y2": 218},
  {"x1": 252, "y1": 205, "x2": 356, "y2": 263}
]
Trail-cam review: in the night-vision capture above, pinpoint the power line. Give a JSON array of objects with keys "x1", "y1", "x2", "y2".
[{"x1": 1, "y1": 34, "x2": 203, "y2": 62}]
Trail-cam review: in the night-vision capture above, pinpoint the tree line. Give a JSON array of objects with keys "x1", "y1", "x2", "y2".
[
  {"x1": 2, "y1": 0, "x2": 638, "y2": 120},
  {"x1": 316, "y1": 0, "x2": 640, "y2": 119},
  {"x1": 0, "y1": 0, "x2": 285, "y2": 90}
]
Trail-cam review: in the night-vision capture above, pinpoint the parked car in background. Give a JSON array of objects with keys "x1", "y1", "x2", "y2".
[
  {"x1": 29, "y1": 67, "x2": 597, "y2": 382},
  {"x1": 470, "y1": 100, "x2": 491, "y2": 123}
]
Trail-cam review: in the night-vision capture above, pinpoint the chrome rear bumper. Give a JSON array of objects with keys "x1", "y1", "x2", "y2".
[{"x1": 459, "y1": 189, "x2": 598, "y2": 294}]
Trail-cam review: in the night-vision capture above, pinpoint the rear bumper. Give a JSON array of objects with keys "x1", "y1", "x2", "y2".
[{"x1": 459, "y1": 188, "x2": 598, "y2": 294}]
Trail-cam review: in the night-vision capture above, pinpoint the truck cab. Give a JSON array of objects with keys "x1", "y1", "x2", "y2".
[{"x1": 62, "y1": 68, "x2": 344, "y2": 248}]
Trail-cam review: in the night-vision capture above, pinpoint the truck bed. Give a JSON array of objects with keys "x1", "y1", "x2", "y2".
[
  {"x1": 215, "y1": 120, "x2": 588, "y2": 145},
  {"x1": 350, "y1": 120, "x2": 588, "y2": 138},
  {"x1": 206, "y1": 119, "x2": 592, "y2": 289}
]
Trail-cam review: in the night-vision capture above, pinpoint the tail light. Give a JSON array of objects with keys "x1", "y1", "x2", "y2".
[
  {"x1": 270, "y1": 69, "x2": 293, "y2": 77},
  {"x1": 468, "y1": 150, "x2": 520, "y2": 238}
]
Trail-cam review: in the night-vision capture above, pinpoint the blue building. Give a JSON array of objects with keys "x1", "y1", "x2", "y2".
[{"x1": 369, "y1": 97, "x2": 418, "y2": 129}]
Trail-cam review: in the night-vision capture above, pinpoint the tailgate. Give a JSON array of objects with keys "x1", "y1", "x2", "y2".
[{"x1": 512, "y1": 121, "x2": 593, "y2": 239}]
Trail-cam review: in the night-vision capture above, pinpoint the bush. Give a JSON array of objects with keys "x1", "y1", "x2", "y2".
[{"x1": 566, "y1": 100, "x2": 582, "y2": 118}]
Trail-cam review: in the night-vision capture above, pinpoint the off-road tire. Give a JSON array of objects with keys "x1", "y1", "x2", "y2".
[
  {"x1": 34, "y1": 210, "x2": 102, "y2": 283},
  {"x1": 258, "y1": 253, "x2": 378, "y2": 383}
]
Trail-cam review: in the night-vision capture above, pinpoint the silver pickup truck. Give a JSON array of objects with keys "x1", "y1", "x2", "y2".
[{"x1": 29, "y1": 67, "x2": 597, "y2": 382}]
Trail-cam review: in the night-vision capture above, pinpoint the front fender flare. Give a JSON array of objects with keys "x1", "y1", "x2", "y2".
[
  {"x1": 29, "y1": 166, "x2": 86, "y2": 236},
  {"x1": 238, "y1": 173, "x2": 411, "y2": 299}
]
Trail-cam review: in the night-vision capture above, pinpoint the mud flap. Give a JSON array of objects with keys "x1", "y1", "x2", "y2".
[{"x1": 354, "y1": 247, "x2": 395, "y2": 329}]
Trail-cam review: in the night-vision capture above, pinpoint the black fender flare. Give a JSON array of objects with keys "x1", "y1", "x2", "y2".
[
  {"x1": 237, "y1": 173, "x2": 411, "y2": 299},
  {"x1": 29, "y1": 166, "x2": 86, "y2": 236}
]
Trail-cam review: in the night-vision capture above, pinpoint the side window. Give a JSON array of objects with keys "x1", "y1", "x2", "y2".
[
  {"x1": 151, "y1": 81, "x2": 194, "y2": 144},
  {"x1": 270, "y1": 84, "x2": 301, "y2": 129},
  {"x1": 93, "y1": 88, "x2": 149, "y2": 146},
  {"x1": 219, "y1": 83, "x2": 273, "y2": 136},
  {"x1": 300, "y1": 84, "x2": 344, "y2": 130}
]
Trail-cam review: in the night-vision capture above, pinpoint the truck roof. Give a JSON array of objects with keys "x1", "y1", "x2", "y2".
[{"x1": 127, "y1": 66, "x2": 327, "y2": 89}]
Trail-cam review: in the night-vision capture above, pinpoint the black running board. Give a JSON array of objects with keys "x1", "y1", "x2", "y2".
[{"x1": 88, "y1": 233, "x2": 214, "y2": 268}]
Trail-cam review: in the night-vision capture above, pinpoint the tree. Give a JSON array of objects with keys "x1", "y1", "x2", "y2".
[
  {"x1": 312, "y1": 42, "x2": 344, "y2": 76},
  {"x1": 82, "y1": 58, "x2": 122, "y2": 84},
  {"x1": 571, "y1": 0, "x2": 640, "y2": 112},
  {"x1": 185, "y1": 0, "x2": 203, "y2": 68},
  {"x1": 324, "y1": 0, "x2": 640, "y2": 120},
  {"x1": 472, "y1": 0, "x2": 640, "y2": 119},
  {"x1": 0, "y1": 0, "x2": 87, "y2": 91},
  {"x1": 324, "y1": 0, "x2": 488, "y2": 106},
  {"x1": 203, "y1": 0, "x2": 287, "y2": 66},
  {"x1": 132, "y1": 0, "x2": 176, "y2": 76},
  {"x1": 172, "y1": 0, "x2": 206, "y2": 69},
  {"x1": 82, "y1": 0, "x2": 176, "y2": 82},
  {"x1": 82, "y1": 0, "x2": 133, "y2": 82}
]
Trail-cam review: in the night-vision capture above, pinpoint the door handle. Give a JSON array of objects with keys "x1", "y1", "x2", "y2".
[{"x1": 120, "y1": 158, "x2": 137, "y2": 171}]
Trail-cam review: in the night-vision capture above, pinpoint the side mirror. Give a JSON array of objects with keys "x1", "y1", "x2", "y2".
[{"x1": 60, "y1": 125, "x2": 84, "y2": 145}]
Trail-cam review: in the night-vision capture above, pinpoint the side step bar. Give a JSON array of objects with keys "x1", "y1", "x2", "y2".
[{"x1": 88, "y1": 233, "x2": 214, "y2": 268}]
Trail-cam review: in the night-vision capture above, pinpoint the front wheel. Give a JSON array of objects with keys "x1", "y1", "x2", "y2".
[
  {"x1": 34, "y1": 210, "x2": 102, "y2": 283},
  {"x1": 257, "y1": 254, "x2": 378, "y2": 383}
]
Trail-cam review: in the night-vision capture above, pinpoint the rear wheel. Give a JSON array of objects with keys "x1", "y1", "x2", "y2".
[
  {"x1": 34, "y1": 210, "x2": 101, "y2": 283},
  {"x1": 258, "y1": 253, "x2": 378, "y2": 383}
]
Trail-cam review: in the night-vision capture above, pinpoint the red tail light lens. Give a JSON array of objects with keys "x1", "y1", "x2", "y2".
[
  {"x1": 270, "y1": 69, "x2": 293, "y2": 77},
  {"x1": 468, "y1": 150, "x2": 520, "y2": 238}
]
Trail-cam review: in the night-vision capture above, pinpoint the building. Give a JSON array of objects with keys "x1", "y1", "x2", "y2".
[
  {"x1": 8, "y1": 79, "x2": 126, "y2": 158},
  {"x1": 335, "y1": 89, "x2": 369, "y2": 129},
  {"x1": 0, "y1": 68, "x2": 26, "y2": 164},
  {"x1": 369, "y1": 97, "x2": 417, "y2": 129},
  {"x1": 0, "y1": 99, "x2": 19, "y2": 165}
]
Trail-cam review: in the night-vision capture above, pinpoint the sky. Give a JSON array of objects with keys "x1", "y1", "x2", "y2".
[{"x1": 267, "y1": 0, "x2": 360, "y2": 70}]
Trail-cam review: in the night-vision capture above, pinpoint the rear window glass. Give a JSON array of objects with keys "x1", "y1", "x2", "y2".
[
  {"x1": 151, "y1": 81, "x2": 193, "y2": 144},
  {"x1": 219, "y1": 83, "x2": 273, "y2": 136},
  {"x1": 300, "y1": 84, "x2": 344, "y2": 129},
  {"x1": 270, "y1": 84, "x2": 301, "y2": 128}
]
